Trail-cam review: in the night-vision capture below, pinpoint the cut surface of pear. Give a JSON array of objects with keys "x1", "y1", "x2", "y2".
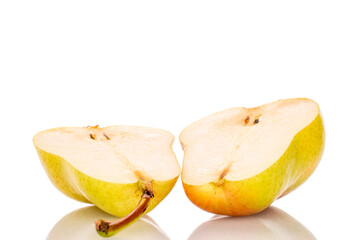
[
  {"x1": 180, "y1": 98, "x2": 324, "y2": 216},
  {"x1": 34, "y1": 125, "x2": 180, "y2": 237},
  {"x1": 34, "y1": 125, "x2": 180, "y2": 184}
]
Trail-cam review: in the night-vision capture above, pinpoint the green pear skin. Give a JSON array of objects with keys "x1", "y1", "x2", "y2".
[
  {"x1": 35, "y1": 148, "x2": 178, "y2": 217},
  {"x1": 183, "y1": 114, "x2": 325, "y2": 216}
]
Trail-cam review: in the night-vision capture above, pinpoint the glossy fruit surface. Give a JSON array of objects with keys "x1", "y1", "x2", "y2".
[{"x1": 181, "y1": 98, "x2": 324, "y2": 215}]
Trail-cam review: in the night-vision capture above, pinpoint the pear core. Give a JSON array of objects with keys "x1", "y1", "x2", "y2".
[
  {"x1": 180, "y1": 98, "x2": 320, "y2": 185},
  {"x1": 34, "y1": 125, "x2": 180, "y2": 184}
]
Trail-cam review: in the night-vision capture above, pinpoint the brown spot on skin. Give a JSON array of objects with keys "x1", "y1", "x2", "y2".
[
  {"x1": 244, "y1": 116, "x2": 250, "y2": 124},
  {"x1": 254, "y1": 119, "x2": 259, "y2": 124}
]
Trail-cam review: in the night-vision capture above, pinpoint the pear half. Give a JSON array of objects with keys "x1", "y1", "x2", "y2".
[
  {"x1": 180, "y1": 98, "x2": 324, "y2": 216},
  {"x1": 34, "y1": 125, "x2": 180, "y2": 237}
]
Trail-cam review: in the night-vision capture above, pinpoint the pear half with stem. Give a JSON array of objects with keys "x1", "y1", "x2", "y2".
[
  {"x1": 34, "y1": 125, "x2": 180, "y2": 237},
  {"x1": 180, "y1": 98, "x2": 324, "y2": 216}
]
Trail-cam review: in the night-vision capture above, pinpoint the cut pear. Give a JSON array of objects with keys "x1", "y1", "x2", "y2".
[
  {"x1": 34, "y1": 125, "x2": 180, "y2": 237},
  {"x1": 180, "y1": 98, "x2": 324, "y2": 216},
  {"x1": 34, "y1": 125, "x2": 179, "y2": 184}
]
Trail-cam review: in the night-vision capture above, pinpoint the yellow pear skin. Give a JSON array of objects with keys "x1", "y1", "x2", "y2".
[
  {"x1": 36, "y1": 147, "x2": 178, "y2": 217},
  {"x1": 183, "y1": 113, "x2": 325, "y2": 216}
]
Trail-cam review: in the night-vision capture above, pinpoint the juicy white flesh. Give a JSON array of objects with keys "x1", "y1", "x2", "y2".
[
  {"x1": 180, "y1": 99, "x2": 319, "y2": 185},
  {"x1": 34, "y1": 126, "x2": 180, "y2": 183}
]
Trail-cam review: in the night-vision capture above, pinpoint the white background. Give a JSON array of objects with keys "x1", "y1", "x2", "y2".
[{"x1": 1, "y1": 0, "x2": 362, "y2": 239}]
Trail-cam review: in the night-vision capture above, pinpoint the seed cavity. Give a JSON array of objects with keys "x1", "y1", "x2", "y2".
[
  {"x1": 103, "y1": 133, "x2": 110, "y2": 140},
  {"x1": 90, "y1": 133, "x2": 96, "y2": 140}
]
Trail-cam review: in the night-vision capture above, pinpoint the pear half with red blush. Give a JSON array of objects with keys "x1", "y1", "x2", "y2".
[{"x1": 180, "y1": 98, "x2": 324, "y2": 216}]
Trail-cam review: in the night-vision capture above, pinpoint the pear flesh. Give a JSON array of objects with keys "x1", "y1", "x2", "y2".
[
  {"x1": 34, "y1": 125, "x2": 180, "y2": 237},
  {"x1": 180, "y1": 98, "x2": 325, "y2": 216}
]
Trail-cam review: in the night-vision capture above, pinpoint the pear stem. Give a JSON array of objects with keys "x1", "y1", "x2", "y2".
[{"x1": 95, "y1": 190, "x2": 153, "y2": 238}]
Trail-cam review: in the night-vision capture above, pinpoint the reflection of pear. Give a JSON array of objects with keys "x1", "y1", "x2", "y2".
[
  {"x1": 188, "y1": 206, "x2": 316, "y2": 240},
  {"x1": 47, "y1": 206, "x2": 170, "y2": 240}
]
